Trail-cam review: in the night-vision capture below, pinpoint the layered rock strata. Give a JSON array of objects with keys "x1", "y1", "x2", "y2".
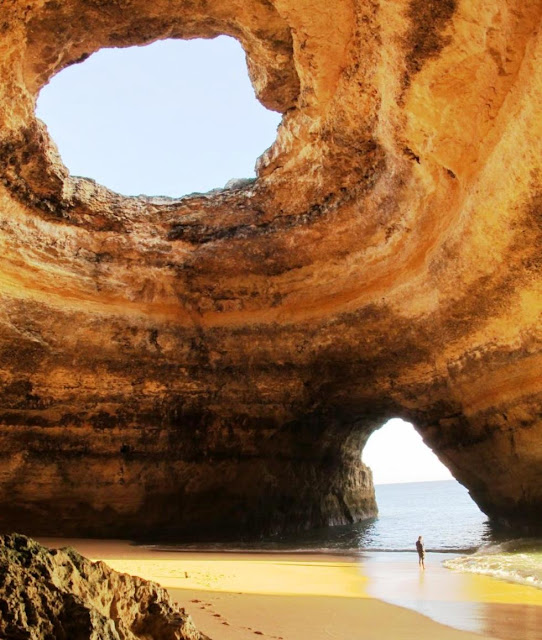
[
  {"x1": 0, "y1": 533, "x2": 208, "y2": 640},
  {"x1": 0, "y1": 0, "x2": 540, "y2": 537}
]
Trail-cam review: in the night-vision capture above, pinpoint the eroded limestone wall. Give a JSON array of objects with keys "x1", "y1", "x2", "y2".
[{"x1": 0, "y1": 0, "x2": 540, "y2": 536}]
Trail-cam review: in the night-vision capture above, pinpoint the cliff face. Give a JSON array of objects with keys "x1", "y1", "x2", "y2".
[
  {"x1": 0, "y1": 534, "x2": 208, "y2": 639},
  {"x1": 0, "y1": 0, "x2": 541, "y2": 537}
]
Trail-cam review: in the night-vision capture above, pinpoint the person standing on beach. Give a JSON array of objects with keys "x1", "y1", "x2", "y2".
[{"x1": 416, "y1": 535, "x2": 425, "y2": 569}]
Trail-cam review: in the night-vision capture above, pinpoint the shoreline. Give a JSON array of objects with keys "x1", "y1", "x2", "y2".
[{"x1": 37, "y1": 538, "x2": 542, "y2": 640}]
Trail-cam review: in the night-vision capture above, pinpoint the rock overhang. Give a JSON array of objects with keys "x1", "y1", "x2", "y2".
[{"x1": 0, "y1": 0, "x2": 540, "y2": 537}]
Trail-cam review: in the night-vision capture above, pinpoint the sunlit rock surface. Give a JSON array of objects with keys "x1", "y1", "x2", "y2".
[
  {"x1": 0, "y1": 0, "x2": 540, "y2": 536},
  {"x1": 0, "y1": 534, "x2": 208, "y2": 639}
]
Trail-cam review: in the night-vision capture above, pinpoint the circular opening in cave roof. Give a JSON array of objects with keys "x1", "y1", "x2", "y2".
[{"x1": 36, "y1": 36, "x2": 282, "y2": 198}]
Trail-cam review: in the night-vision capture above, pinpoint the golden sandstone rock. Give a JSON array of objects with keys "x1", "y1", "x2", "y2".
[
  {"x1": 0, "y1": 0, "x2": 540, "y2": 537},
  {"x1": 0, "y1": 534, "x2": 208, "y2": 639}
]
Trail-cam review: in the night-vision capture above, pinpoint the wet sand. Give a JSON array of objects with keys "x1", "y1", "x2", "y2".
[
  {"x1": 364, "y1": 551, "x2": 542, "y2": 640},
  {"x1": 38, "y1": 538, "x2": 542, "y2": 640}
]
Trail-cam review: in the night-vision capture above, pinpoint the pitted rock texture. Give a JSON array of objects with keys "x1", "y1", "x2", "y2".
[
  {"x1": 0, "y1": 533, "x2": 209, "y2": 640},
  {"x1": 0, "y1": 0, "x2": 540, "y2": 537}
]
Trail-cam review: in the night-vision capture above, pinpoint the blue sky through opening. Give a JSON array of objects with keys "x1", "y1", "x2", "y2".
[{"x1": 36, "y1": 36, "x2": 281, "y2": 197}]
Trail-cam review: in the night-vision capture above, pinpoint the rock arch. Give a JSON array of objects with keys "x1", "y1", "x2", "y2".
[{"x1": 0, "y1": 0, "x2": 541, "y2": 538}]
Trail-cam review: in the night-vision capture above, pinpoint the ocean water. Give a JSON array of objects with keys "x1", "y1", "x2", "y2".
[
  {"x1": 367, "y1": 479, "x2": 492, "y2": 552},
  {"x1": 260, "y1": 479, "x2": 494, "y2": 554},
  {"x1": 151, "y1": 480, "x2": 542, "y2": 590},
  {"x1": 154, "y1": 480, "x2": 491, "y2": 553}
]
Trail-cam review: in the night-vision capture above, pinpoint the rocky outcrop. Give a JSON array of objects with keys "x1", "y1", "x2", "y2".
[
  {"x1": 0, "y1": 533, "x2": 208, "y2": 639},
  {"x1": 0, "y1": 0, "x2": 540, "y2": 537}
]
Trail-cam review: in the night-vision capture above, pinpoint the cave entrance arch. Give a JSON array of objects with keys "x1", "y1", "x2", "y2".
[
  {"x1": 36, "y1": 36, "x2": 282, "y2": 197},
  {"x1": 359, "y1": 418, "x2": 489, "y2": 552}
]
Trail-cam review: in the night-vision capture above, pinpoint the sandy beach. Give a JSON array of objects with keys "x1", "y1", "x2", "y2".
[{"x1": 37, "y1": 538, "x2": 542, "y2": 640}]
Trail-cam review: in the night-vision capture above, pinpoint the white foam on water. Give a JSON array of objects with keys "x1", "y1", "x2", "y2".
[{"x1": 443, "y1": 539, "x2": 542, "y2": 590}]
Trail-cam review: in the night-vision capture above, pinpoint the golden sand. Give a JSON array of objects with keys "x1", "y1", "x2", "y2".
[{"x1": 38, "y1": 539, "x2": 542, "y2": 640}]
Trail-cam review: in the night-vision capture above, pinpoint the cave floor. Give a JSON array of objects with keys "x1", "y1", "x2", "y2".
[{"x1": 36, "y1": 538, "x2": 542, "y2": 640}]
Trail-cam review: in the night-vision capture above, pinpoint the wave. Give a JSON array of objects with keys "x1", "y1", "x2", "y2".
[{"x1": 443, "y1": 538, "x2": 542, "y2": 590}]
